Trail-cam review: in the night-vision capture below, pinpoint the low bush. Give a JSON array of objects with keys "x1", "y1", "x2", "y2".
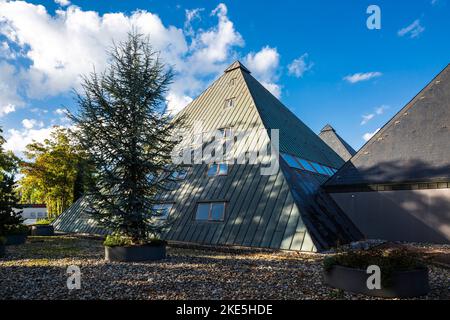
[
  {"x1": 323, "y1": 247, "x2": 426, "y2": 286},
  {"x1": 34, "y1": 218, "x2": 53, "y2": 226},
  {"x1": 103, "y1": 234, "x2": 167, "y2": 247}
]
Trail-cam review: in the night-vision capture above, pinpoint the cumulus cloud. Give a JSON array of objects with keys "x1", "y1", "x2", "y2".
[
  {"x1": 22, "y1": 118, "x2": 44, "y2": 129},
  {"x1": 398, "y1": 19, "x2": 425, "y2": 38},
  {"x1": 344, "y1": 71, "x2": 382, "y2": 84},
  {"x1": 166, "y1": 92, "x2": 193, "y2": 115},
  {"x1": 287, "y1": 53, "x2": 313, "y2": 78},
  {"x1": 54, "y1": 0, "x2": 71, "y2": 6},
  {"x1": 4, "y1": 126, "x2": 55, "y2": 156},
  {"x1": 363, "y1": 128, "x2": 380, "y2": 141},
  {"x1": 0, "y1": 1, "x2": 281, "y2": 117},
  {"x1": 0, "y1": 2, "x2": 188, "y2": 98},
  {"x1": 244, "y1": 46, "x2": 281, "y2": 97},
  {"x1": 0, "y1": 62, "x2": 23, "y2": 116}
]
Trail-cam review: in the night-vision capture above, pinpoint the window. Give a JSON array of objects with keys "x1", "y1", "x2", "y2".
[
  {"x1": 229, "y1": 78, "x2": 236, "y2": 86},
  {"x1": 225, "y1": 98, "x2": 235, "y2": 108},
  {"x1": 298, "y1": 159, "x2": 315, "y2": 172},
  {"x1": 152, "y1": 203, "x2": 173, "y2": 220},
  {"x1": 312, "y1": 163, "x2": 329, "y2": 176},
  {"x1": 218, "y1": 127, "x2": 233, "y2": 139},
  {"x1": 207, "y1": 163, "x2": 228, "y2": 177},
  {"x1": 195, "y1": 202, "x2": 226, "y2": 221},
  {"x1": 281, "y1": 153, "x2": 303, "y2": 170},
  {"x1": 172, "y1": 168, "x2": 188, "y2": 180}
]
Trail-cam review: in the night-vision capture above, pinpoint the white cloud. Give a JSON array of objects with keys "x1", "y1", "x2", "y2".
[
  {"x1": 244, "y1": 46, "x2": 281, "y2": 97},
  {"x1": 344, "y1": 71, "x2": 382, "y2": 84},
  {"x1": 184, "y1": 8, "x2": 203, "y2": 36},
  {"x1": 54, "y1": 0, "x2": 71, "y2": 6},
  {"x1": 4, "y1": 126, "x2": 55, "y2": 156},
  {"x1": 363, "y1": 128, "x2": 380, "y2": 141},
  {"x1": 375, "y1": 105, "x2": 388, "y2": 115},
  {"x1": 0, "y1": 1, "x2": 278, "y2": 116},
  {"x1": 22, "y1": 118, "x2": 44, "y2": 129},
  {"x1": 0, "y1": 62, "x2": 22, "y2": 116},
  {"x1": 287, "y1": 53, "x2": 313, "y2": 78},
  {"x1": 360, "y1": 105, "x2": 389, "y2": 125},
  {"x1": 166, "y1": 92, "x2": 193, "y2": 115},
  {"x1": 54, "y1": 108, "x2": 66, "y2": 115},
  {"x1": 0, "y1": 41, "x2": 16, "y2": 59},
  {"x1": 361, "y1": 114, "x2": 375, "y2": 125},
  {"x1": 0, "y1": 1, "x2": 188, "y2": 98},
  {"x1": 398, "y1": 19, "x2": 425, "y2": 38},
  {"x1": 55, "y1": 0, "x2": 70, "y2": 7}
]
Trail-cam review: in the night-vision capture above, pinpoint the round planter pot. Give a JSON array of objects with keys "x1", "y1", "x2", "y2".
[
  {"x1": 31, "y1": 225, "x2": 54, "y2": 236},
  {"x1": 105, "y1": 243, "x2": 166, "y2": 262},
  {"x1": 323, "y1": 265, "x2": 430, "y2": 298},
  {"x1": 5, "y1": 234, "x2": 28, "y2": 246},
  {"x1": 0, "y1": 244, "x2": 5, "y2": 257}
]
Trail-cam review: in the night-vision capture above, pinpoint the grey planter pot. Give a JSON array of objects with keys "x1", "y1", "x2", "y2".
[
  {"x1": 31, "y1": 225, "x2": 54, "y2": 236},
  {"x1": 5, "y1": 234, "x2": 28, "y2": 246},
  {"x1": 105, "y1": 244, "x2": 166, "y2": 262},
  {"x1": 0, "y1": 244, "x2": 5, "y2": 257},
  {"x1": 323, "y1": 265, "x2": 430, "y2": 298}
]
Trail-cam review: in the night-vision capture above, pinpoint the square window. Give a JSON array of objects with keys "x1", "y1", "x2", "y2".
[
  {"x1": 207, "y1": 164, "x2": 218, "y2": 177},
  {"x1": 219, "y1": 127, "x2": 233, "y2": 139},
  {"x1": 218, "y1": 163, "x2": 228, "y2": 175},
  {"x1": 207, "y1": 163, "x2": 228, "y2": 177},
  {"x1": 196, "y1": 203, "x2": 210, "y2": 221},
  {"x1": 211, "y1": 203, "x2": 225, "y2": 221},
  {"x1": 173, "y1": 168, "x2": 188, "y2": 180},
  {"x1": 225, "y1": 98, "x2": 235, "y2": 108},
  {"x1": 195, "y1": 202, "x2": 226, "y2": 221}
]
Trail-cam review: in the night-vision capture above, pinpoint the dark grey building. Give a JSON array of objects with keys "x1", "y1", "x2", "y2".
[
  {"x1": 319, "y1": 124, "x2": 356, "y2": 162},
  {"x1": 53, "y1": 61, "x2": 362, "y2": 252},
  {"x1": 324, "y1": 64, "x2": 450, "y2": 244}
]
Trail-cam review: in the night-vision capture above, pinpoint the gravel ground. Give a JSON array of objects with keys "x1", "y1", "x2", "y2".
[{"x1": 0, "y1": 235, "x2": 448, "y2": 300}]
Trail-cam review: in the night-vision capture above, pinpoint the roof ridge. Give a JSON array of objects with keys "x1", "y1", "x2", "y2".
[{"x1": 225, "y1": 60, "x2": 251, "y2": 74}]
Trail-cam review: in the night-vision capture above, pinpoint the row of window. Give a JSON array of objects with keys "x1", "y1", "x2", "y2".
[
  {"x1": 281, "y1": 153, "x2": 337, "y2": 176},
  {"x1": 152, "y1": 201, "x2": 226, "y2": 222}
]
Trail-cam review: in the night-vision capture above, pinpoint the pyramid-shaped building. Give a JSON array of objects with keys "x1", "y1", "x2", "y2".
[
  {"x1": 319, "y1": 124, "x2": 356, "y2": 162},
  {"x1": 325, "y1": 64, "x2": 450, "y2": 244},
  {"x1": 54, "y1": 61, "x2": 362, "y2": 252}
]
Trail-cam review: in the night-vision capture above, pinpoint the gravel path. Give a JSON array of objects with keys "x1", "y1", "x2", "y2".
[{"x1": 0, "y1": 236, "x2": 448, "y2": 300}]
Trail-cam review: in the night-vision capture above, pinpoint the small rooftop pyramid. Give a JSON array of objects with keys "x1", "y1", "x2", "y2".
[
  {"x1": 54, "y1": 61, "x2": 361, "y2": 252},
  {"x1": 319, "y1": 124, "x2": 356, "y2": 162},
  {"x1": 326, "y1": 64, "x2": 450, "y2": 187}
]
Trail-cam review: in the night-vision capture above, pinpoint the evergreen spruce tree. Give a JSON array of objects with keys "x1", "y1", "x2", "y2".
[
  {"x1": 69, "y1": 32, "x2": 183, "y2": 244},
  {"x1": 0, "y1": 128, "x2": 23, "y2": 236}
]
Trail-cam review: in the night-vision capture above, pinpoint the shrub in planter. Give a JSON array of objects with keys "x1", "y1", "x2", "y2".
[
  {"x1": 323, "y1": 248, "x2": 429, "y2": 298},
  {"x1": 104, "y1": 235, "x2": 167, "y2": 262},
  {"x1": 31, "y1": 219, "x2": 55, "y2": 236}
]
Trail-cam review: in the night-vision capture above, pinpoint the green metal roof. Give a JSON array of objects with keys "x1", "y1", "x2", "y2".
[{"x1": 53, "y1": 61, "x2": 361, "y2": 251}]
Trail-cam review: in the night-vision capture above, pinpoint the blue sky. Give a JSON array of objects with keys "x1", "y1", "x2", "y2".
[{"x1": 0, "y1": 0, "x2": 449, "y2": 157}]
